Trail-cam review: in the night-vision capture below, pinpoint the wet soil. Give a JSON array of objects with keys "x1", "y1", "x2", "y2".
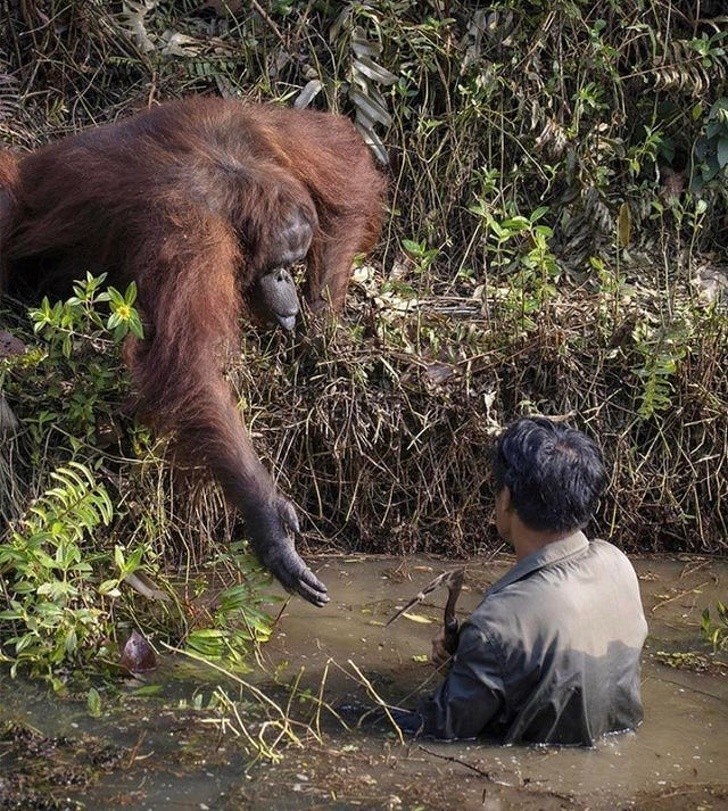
[{"x1": 1, "y1": 554, "x2": 726, "y2": 810}]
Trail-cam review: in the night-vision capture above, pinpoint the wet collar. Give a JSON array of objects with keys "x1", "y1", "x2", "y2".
[{"x1": 486, "y1": 531, "x2": 589, "y2": 596}]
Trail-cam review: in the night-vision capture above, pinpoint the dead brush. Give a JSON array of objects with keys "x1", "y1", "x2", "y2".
[{"x1": 0, "y1": 0, "x2": 726, "y2": 609}]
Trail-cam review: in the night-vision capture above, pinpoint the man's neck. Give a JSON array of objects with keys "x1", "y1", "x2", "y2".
[{"x1": 511, "y1": 517, "x2": 578, "y2": 561}]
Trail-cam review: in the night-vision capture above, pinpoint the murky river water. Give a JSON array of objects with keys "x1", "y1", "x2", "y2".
[{"x1": 1, "y1": 554, "x2": 726, "y2": 809}]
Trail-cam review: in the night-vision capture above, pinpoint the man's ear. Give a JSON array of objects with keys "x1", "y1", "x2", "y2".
[{"x1": 499, "y1": 485, "x2": 513, "y2": 512}]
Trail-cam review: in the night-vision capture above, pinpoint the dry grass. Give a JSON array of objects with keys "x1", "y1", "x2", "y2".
[{"x1": 1, "y1": 0, "x2": 726, "y2": 563}]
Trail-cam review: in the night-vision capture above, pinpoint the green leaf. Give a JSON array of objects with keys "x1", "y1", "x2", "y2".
[
  {"x1": 352, "y1": 55, "x2": 398, "y2": 86},
  {"x1": 186, "y1": 629, "x2": 226, "y2": 657},
  {"x1": 114, "y1": 546, "x2": 126, "y2": 570},
  {"x1": 99, "y1": 579, "x2": 121, "y2": 596},
  {"x1": 402, "y1": 239, "x2": 421, "y2": 253},
  {"x1": 617, "y1": 202, "x2": 631, "y2": 248},
  {"x1": 717, "y1": 135, "x2": 728, "y2": 170},
  {"x1": 87, "y1": 687, "x2": 102, "y2": 717}
]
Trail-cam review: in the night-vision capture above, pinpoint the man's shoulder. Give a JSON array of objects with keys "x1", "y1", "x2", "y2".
[
  {"x1": 589, "y1": 537, "x2": 625, "y2": 554},
  {"x1": 466, "y1": 537, "x2": 639, "y2": 631},
  {"x1": 588, "y1": 538, "x2": 639, "y2": 573}
]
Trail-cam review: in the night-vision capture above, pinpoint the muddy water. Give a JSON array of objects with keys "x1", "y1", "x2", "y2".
[
  {"x1": 1, "y1": 554, "x2": 726, "y2": 810},
  {"x1": 251, "y1": 554, "x2": 728, "y2": 810}
]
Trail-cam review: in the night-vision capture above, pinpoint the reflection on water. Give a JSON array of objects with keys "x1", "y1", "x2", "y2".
[{"x1": 1, "y1": 554, "x2": 726, "y2": 810}]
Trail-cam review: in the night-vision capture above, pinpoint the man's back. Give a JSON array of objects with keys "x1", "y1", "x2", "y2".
[{"x1": 418, "y1": 533, "x2": 647, "y2": 745}]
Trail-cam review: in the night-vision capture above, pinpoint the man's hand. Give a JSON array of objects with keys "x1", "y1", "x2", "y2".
[{"x1": 431, "y1": 628, "x2": 452, "y2": 668}]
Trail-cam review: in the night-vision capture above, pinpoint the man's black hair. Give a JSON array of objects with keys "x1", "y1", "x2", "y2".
[{"x1": 493, "y1": 417, "x2": 606, "y2": 533}]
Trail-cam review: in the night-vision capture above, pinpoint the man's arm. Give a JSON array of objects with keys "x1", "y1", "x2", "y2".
[{"x1": 412, "y1": 623, "x2": 506, "y2": 740}]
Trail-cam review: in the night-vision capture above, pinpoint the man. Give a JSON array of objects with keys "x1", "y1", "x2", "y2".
[{"x1": 397, "y1": 416, "x2": 648, "y2": 746}]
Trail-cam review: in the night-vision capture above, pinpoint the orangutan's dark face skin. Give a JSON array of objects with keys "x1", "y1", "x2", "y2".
[{"x1": 255, "y1": 266, "x2": 299, "y2": 331}]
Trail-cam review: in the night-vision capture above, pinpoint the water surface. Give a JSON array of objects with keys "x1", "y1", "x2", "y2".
[{"x1": 1, "y1": 554, "x2": 726, "y2": 810}]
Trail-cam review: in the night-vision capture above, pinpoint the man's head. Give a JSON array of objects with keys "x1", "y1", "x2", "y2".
[{"x1": 493, "y1": 417, "x2": 606, "y2": 538}]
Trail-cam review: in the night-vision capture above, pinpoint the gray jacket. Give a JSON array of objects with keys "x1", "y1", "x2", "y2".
[{"x1": 417, "y1": 532, "x2": 648, "y2": 745}]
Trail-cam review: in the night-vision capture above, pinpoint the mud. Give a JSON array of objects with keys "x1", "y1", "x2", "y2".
[{"x1": 0, "y1": 554, "x2": 726, "y2": 810}]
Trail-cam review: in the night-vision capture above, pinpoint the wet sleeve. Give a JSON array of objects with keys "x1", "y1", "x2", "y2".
[{"x1": 416, "y1": 623, "x2": 505, "y2": 740}]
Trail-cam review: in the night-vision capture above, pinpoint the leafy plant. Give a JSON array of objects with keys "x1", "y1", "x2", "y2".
[
  {"x1": 631, "y1": 316, "x2": 690, "y2": 421},
  {"x1": 701, "y1": 601, "x2": 728, "y2": 653},
  {"x1": 401, "y1": 238, "x2": 440, "y2": 275},
  {"x1": 2, "y1": 276, "x2": 276, "y2": 681},
  {"x1": 0, "y1": 463, "x2": 115, "y2": 686},
  {"x1": 185, "y1": 546, "x2": 277, "y2": 662},
  {"x1": 31, "y1": 271, "x2": 143, "y2": 348},
  {"x1": 19, "y1": 273, "x2": 140, "y2": 451},
  {"x1": 332, "y1": 5, "x2": 398, "y2": 164},
  {"x1": 471, "y1": 203, "x2": 560, "y2": 332},
  {"x1": 0, "y1": 274, "x2": 141, "y2": 683},
  {"x1": 692, "y1": 97, "x2": 728, "y2": 191}
]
